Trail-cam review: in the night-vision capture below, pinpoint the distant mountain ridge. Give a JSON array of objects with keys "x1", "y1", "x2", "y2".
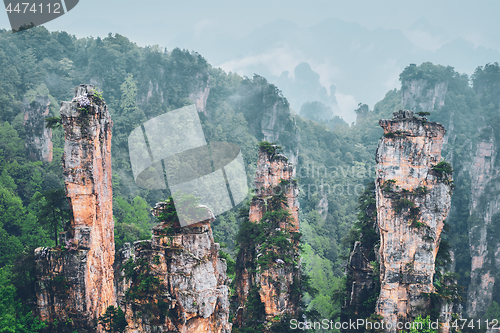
[{"x1": 169, "y1": 17, "x2": 500, "y2": 123}]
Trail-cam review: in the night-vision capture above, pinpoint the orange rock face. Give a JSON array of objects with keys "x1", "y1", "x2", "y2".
[
  {"x1": 375, "y1": 110, "x2": 453, "y2": 329},
  {"x1": 235, "y1": 145, "x2": 301, "y2": 329},
  {"x1": 35, "y1": 85, "x2": 115, "y2": 331}
]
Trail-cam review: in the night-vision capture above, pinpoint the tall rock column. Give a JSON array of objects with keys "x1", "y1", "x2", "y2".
[
  {"x1": 35, "y1": 85, "x2": 115, "y2": 331},
  {"x1": 375, "y1": 110, "x2": 453, "y2": 329},
  {"x1": 234, "y1": 143, "x2": 301, "y2": 330}
]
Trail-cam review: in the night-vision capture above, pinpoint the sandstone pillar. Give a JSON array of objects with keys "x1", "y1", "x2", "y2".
[
  {"x1": 35, "y1": 84, "x2": 115, "y2": 331},
  {"x1": 234, "y1": 143, "x2": 301, "y2": 330},
  {"x1": 115, "y1": 202, "x2": 232, "y2": 333},
  {"x1": 375, "y1": 110, "x2": 453, "y2": 330}
]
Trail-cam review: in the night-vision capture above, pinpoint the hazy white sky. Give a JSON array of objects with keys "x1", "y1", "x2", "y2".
[{"x1": 1, "y1": 0, "x2": 500, "y2": 51}]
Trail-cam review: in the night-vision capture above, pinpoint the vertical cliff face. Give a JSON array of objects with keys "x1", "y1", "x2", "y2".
[
  {"x1": 341, "y1": 182, "x2": 380, "y2": 326},
  {"x1": 401, "y1": 79, "x2": 448, "y2": 113},
  {"x1": 375, "y1": 110, "x2": 453, "y2": 328},
  {"x1": 23, "y1": 95, "x2": 53, "y2": 162},
  {"x1": 35, "y1": 85, "x2": 115, "y2": 331},
  {"x1": 234, "y1": 144, "x2": 301, "y2": 330},
  {"x1": 400, "y1": 76, "x2": 457, "y2": 158},
  {"x1": 344, "y1": 241, "x2": 379, "y2": 318},
  {"x1": 116, "y1": 203, "x2": 232, "y2": 333},
  {"x1": 260, "y1": 100, "x2": 300, "y2": 170},
  {"x1": 467, "y1": 135, "x2": 500, "y2": 318},
  {"x1": 141, "y1": 78, "x2": 210, "y2": 115},
  {"x1": 189, "y1": 77, "x2": 211, "y2": 115},
  {"x1": 138, "y1": 72, "x2": 210, "y2": 117}
]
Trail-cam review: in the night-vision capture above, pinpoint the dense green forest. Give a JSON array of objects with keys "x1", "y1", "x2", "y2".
[{"x1": 1, "y1": 26, "x2": 500, "y2": 331}]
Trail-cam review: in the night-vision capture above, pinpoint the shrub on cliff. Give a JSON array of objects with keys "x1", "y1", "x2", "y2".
[
  {"x1": 432, "y1": 161, "x2": 453, "y2": 174},
  {"x1": 98, "y1": 306, "x2": 127, "y2": 333},
  {"x1": 432, "y1": 161, "x2": 453, "y2": 182}
]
